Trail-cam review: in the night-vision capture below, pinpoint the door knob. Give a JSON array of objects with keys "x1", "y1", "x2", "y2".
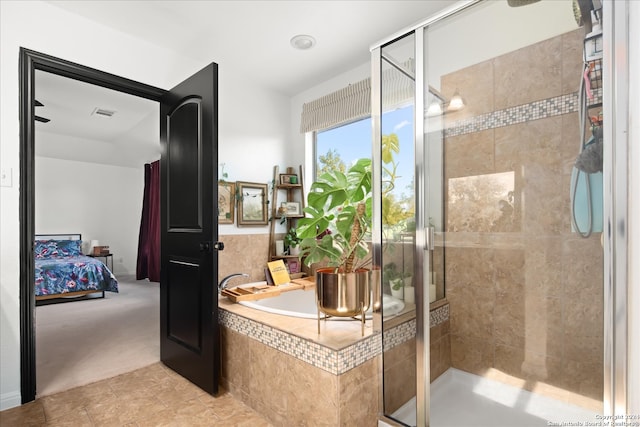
[{"x1": 213, "y1": 241, "x2": 224, "y2": 251}]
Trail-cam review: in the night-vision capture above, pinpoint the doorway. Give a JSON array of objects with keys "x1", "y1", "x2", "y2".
[
  {"x1": 19, "y1": 48, "x2": 167, "y2": 403},
  {"x1": 33, "y1": 69, "x2": 161, "y2": 396}
]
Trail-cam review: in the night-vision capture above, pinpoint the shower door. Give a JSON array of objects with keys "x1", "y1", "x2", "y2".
[
  {"x1": 376, "y1": 1, "x2": 608, "y2": 426},
  {"x1": 375, "y1": 29, "x2": 446, "y2": 427}
]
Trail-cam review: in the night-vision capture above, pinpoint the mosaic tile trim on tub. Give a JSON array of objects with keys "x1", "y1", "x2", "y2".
[
  {"x1": 383, "y1": 303, "x2": 449, "y2": 352},
  {"x1": 384, "y1": 319, "x2": 416, "y2": 352},
  {"x1": 219, "y1": 310, "x2": 380, "y2": 376},
  {"x1": 220, "y1": 302, "x2": 450, "y2": 372},
  {"x1": 443, "y1": 91, "x2": 602, "y2": 138},
  {"x1": 431, "y1": 303, "x2": 449, "y2": 326}
]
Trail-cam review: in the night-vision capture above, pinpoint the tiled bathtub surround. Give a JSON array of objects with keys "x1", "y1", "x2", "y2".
[
  {"x1": 441, "y1": 28, "x2": 603, "y2": 411},
  {"x1": 219, "y1": 300, "x2": 381, "y2": 426},
  {"x1": 220, "y1": 303, "x2": 449, "y2": 376},
  {"x1": 221, "y1": 325, "x2": 379, "y2": 426},
  {"x1": 382, "y1": 301, "x2": 452, "y2": 414},
  {"x1": 219, "y1": 292, "x2": 450, "y2": 425},
  {"x1": 218, "y1": 233, "x2": 272, "y2": 283},
  {"x1": 382, "y1": 303, "x2": 449, "y2": 352},
  {"x1": 219, "y1": 310, "x2": 381, "y2": 375},
  {"x1": 430, "y1": 302, "x2": 449, "y2": 327}
]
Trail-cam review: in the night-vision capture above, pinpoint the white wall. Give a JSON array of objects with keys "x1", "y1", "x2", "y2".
[
  {"x1": 217, "y1": 69, "x2": 292, "y2": 236},
  {"x1": 0, "y1": 0, "x2": 290, "y2": 410},
  {"x1": 34, "y1": 157, "x2": 144, "y2": 275}
]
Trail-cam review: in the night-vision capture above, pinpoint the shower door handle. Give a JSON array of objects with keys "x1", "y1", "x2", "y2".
[{"x1": 424, "y1": 226, "x2": 435, "y2": 251}]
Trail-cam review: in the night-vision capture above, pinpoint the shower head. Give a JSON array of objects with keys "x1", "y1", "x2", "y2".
[{"x1": 507, "y1": 0, "x2": 541, "y2": 6}]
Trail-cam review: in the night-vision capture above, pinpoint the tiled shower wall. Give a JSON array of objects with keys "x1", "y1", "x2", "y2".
[{"x1": 441, "y1": 28, "x2": 603, "y2": 410}]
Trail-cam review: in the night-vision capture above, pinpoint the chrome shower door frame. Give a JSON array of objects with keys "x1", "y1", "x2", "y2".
[{"x1": 603, "y1": 0, "x2": 630, "y2": 417}]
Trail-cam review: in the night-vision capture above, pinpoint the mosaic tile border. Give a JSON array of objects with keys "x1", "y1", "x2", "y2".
[
  {"x1": 219, "y1": 302, "x2": 450, "y2": 375},
  {"x1": 382, "y1": 303, "x2": 450, "y2": 351},
  {"x1": 219, "y1": 310, "x2": 380, "y2": 376},
  {"x1": 384, "y1": 319, "x2": 416, "y2": 352},
  {"x1": 443, "y1": 91, "x2": 601, "y2": 138},
  {"x1": 431, "y1": 303, "x2": 449, "y2": 326}
]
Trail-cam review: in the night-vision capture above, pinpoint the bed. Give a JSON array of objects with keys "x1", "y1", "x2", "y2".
[{"x1": 35, "y1": 234, "x2": 118, "y2": 304}]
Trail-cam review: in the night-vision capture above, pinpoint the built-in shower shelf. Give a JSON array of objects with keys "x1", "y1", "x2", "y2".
[{"x1": 222, "y1": 277, "x2": 315, "y2": 303}]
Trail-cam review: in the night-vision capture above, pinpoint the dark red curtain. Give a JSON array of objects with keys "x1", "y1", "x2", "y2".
[{"x1": 136, "y1": 160, "x2": 160, "y2": 282}]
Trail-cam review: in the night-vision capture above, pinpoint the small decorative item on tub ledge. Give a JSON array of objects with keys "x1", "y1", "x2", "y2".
[
  {"x1": 266, "y1": 260, "x2": 290, "y2": 286},
  {"x1": 297, "y1": 158, "x2": 373, "y2": 336},
  {"x1": 220, "y1": 276, "x2": 315, "y2": 303}
]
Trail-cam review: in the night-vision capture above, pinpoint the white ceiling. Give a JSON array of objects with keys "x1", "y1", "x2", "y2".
[
  {"x1": 35, "y1": 1, "x2": 581, "y2": 169},
  {"x1": 36, "y1": 0, "x2": 457, "y2": 168},
  {"x1": 47, "y1": 0, "x2": 456, "y2": 96},
  {"x1": 35, "y1": 70, "x2": 161, "y2": 168}
]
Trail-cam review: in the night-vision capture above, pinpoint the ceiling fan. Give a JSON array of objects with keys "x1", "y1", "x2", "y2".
[{"x1": 35, "y1": 99, "x2": 50, "y2": 123}]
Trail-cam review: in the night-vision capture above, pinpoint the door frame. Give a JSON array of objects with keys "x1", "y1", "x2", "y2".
[{"x1": 18, "y1": 48, "x2": 167, "y2": 403}]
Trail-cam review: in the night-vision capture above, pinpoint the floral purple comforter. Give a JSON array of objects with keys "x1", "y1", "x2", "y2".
[
  {"x1": 34, "y1": 239, "x2": 118, "y2": 297},
  {"x1": 35, "y1": 255, "x2": 119, "y2": 297}
]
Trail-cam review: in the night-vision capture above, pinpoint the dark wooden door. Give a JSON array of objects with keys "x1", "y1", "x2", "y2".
[{"x1": 160, "y1": 63, "x2": 219, "y2": 394}]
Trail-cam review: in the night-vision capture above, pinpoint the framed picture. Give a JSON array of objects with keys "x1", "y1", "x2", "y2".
[
  {"x1": 282, "y1": 201, "x2": 301, "y2": 216},
  {"x1": 279, "y1": 174, "x2": 298, "y2": 185},
  {"x1": 217, "y1": 181, "x2": 235, "y2": 224},
  {"x1": 288, "y1": 259, "x2": 300, "y2": 274},
  {"x1": 237, "y1": 181, "x2": 268, "y2": 226}
]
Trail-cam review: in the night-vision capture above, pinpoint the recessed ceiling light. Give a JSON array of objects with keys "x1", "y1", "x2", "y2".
[{"x1": 290, "y1": 34, "x2": 316, "y2": 50}]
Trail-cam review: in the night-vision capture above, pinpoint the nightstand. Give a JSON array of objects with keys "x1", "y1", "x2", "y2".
[{"x1": 88, "y1": 253, "x2": 114, "y2": 271}]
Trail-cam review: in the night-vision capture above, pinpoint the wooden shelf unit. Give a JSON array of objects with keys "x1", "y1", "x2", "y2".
[{"x1": 268, "y1": 165, "x2": 305, "y2": 270}]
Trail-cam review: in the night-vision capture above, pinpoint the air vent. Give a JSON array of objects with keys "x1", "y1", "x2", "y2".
[{"x1": 91, "y1": 107, "x2": 116, "y2": 118}]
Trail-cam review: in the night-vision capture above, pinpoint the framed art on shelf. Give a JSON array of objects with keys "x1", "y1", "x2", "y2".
[
  {"x1": 217, "y1": 181, "x2": 235, "y2": 224},
  {"x1": 237, "y1": 181, "x2": 268, "y2": 226},
  {"x1": 287, "y1": 259, "x2": 300, "y2": 274},
  {"x1": 282, "y1": 201, "x2": 301, "y2": 216}
]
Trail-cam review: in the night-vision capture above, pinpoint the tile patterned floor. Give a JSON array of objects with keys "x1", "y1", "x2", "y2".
[{"x1": 0, "y1": 363, "x2": 273, "y2": 426}]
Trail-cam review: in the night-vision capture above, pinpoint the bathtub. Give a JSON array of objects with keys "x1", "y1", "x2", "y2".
[{"x1": 237, "y1": 283, "x2": 405, "y2": 319}]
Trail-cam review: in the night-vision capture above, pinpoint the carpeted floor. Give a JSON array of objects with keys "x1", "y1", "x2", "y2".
[{"x1": 35, "y1": 275, "x2": 159, "y2": 397}]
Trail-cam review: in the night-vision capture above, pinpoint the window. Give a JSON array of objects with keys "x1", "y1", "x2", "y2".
[
  {"x1": 315, "y1": 117, "x2": 371, "y2": 179},
  {"x1": 313, "y1": 105, "x2": 414, "y2": 195},
  {"x1": 311, "y1": 104, "x2": 415, "y2": 241}
]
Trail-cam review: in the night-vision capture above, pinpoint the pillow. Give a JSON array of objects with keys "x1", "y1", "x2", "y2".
[{"x1": 34, "y1": 239, "x2": 83, "y2": 259}]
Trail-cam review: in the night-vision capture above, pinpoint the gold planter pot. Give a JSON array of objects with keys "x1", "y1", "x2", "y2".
[{"x1": 315, "y1": 268, "x2": 371, "y2": 336}]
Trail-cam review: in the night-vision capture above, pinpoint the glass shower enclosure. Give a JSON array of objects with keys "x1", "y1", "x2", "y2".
[{"x1": 371, "y1": 1, "x2": 623, "y2": 425}]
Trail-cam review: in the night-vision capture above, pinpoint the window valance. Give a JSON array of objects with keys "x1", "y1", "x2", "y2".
[{"x1": 299, "y1": 58, "x2": 415, "y2": 134}]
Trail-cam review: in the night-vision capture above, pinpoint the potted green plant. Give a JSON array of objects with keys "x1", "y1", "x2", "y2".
[
  {"x1": 297, "y1": 157, "x2": 372, "y2": 272},
  {"x1": 284, "y1": 227, "x2": 301, "y2": 256},
  {"x1": 383, "y1": 262, "x2": 404, "y2": 300},
  {"x1": 296, "y1": 158, "x2": 372, "y2": 326}
]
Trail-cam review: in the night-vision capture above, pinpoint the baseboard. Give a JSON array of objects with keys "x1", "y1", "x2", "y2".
[{"x1": 0, "y1": 390, "x2": 21, "y2": 411}]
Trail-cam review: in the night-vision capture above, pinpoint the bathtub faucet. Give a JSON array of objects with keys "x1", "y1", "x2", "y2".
[{"x1": 218, "y1": 273, "x2": 249, "y2": 293}]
